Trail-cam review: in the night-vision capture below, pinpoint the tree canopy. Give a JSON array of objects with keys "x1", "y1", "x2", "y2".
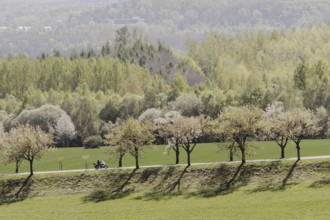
[
  {"x1": 1, "y1": 125, "x2": 53, "y2": 175},
  {"x1": 217, "y1": 106, "x2": 265, "y2": 163}
]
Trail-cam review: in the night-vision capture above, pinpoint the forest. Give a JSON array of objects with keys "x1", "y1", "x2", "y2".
[{"x1": 1, "y1": 23, "x2": 330, "y2": 147}]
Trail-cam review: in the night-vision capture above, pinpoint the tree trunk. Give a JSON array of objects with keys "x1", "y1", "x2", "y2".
[
  {"x1": 15, "y1": 159, "x2": 19, "y2": 173},
  {"x1": 296, "y1": 144, "x2": 301, "y2": 161},
  {"x1": 186, "y1": 144, "x2": 191, "y2": 167},
  {"x1": 29, "y1": 159, "x2": 34, "y2": 176},
  {"x1": 281, "y1": 146, "x2": 285, "y2": 159},
  {"x1": 240, "y1": 147, "x2": 246, "y2": 164},
  {"x1": 118, "y1": 153, "x2": 124, "y2": 168},
  {"x1": 175, "y1": 144, "x2": 180, "y2": 164},
  {"x1": 229, "y1": 147, "x2": 234, "y2": 162},
  {"x1": 64, "y1": 137, "x2": 68, "y2": 148},
  {"x1": 134, "y1": 147, "x2": 139, "y2": 169},
  {"x1": 187, "y1": 151, "x2": 191, "y2": 167}
]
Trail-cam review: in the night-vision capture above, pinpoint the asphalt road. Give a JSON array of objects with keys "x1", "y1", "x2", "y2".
[{"x1": 1, "y1": 155, "x2": 330, "y2": 176}]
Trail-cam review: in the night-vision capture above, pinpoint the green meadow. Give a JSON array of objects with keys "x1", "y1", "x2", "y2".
[
  {"x1": 0, "y1": 185, "x2": 329, "y2": 220},
  {"x1": 0, "y1": 139, "x2": 329, "y2": 174},
  {"x1": 0, "y1": 159, "x2": 329, "y2": 220}
]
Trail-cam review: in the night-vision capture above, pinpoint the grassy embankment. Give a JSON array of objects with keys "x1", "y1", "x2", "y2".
[
  {"x1": 0, "y1": 139, "x2": 329, "y2": 174},
  {"x1": 0, "y1": 159, "x2": 329, "y2": 219}
]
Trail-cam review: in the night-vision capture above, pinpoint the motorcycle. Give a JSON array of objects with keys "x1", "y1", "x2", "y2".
[{"x1": 93, "y1": 161, "x2": 108, "y2": 169}]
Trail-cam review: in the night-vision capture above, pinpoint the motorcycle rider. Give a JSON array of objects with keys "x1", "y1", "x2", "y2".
[{"x1": 94, "y1": 159, "x2": 107, "y2": 169}]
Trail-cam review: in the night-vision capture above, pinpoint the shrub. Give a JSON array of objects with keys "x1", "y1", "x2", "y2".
[
  {"x1": 173, "y1": 95, "x2": 203, "y2": 117},
  {"x1": 138, "y1": 108, "x2": 162, "y2": 123},
  {"x1": 83, "y1": 135, "x2": 104, "y2": 149}
]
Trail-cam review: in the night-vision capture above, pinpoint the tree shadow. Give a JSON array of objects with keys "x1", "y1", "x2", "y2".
[
  {"x1": 248, "y1": 160, "x2": 300, "y2": 193},
  {"x1": 226, "y1": 162, "x2": 244, "y2": 188},
  {"x1": 134, "y1": 166, "x2": 189, "y2": 201},
  {"x1": 83, "y1": 169, "x2": 138, "y2": 202},
  {"x1": 281, "y1": 160, "x2": 299, "y2": 188},
  {"x1": 309, "y1": 179, "x2": 330, "y2": 188},
  {"x1": 138, "y1": 168, "x2": 161, "y2": 184},
  {"x1": 0, "y1": 175, "x2": 33, "y2": 205},
  {"x1": 144, "y1": 166, "x2": 183, "y2": 192},
  {"x1": 140, "y1": 162, "x2": 251, "y2": 200},
  {"x1": 188, "y1": 162, "x2": 249, "y2": 198},
  {"x1": 247, "y1": 181, "x2": 287, "y2": 193},
  {"x1": 164, "y1": 166, "x2": 189, "y2": 192},
  {"x1": 158, "y1": 166, "x2": 176, "y2": 186}
]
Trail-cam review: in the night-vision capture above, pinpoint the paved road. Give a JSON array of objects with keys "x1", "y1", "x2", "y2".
[{"x1": 1, "y1": 155, "x2": 330, "y2": 176}]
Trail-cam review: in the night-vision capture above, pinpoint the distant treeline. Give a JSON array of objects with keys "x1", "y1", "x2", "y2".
[{"x1": 2, "y1": 0, "x2": 330, "y2": 56}]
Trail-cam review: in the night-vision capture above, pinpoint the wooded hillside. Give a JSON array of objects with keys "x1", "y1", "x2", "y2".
[{"x1": 2, "y1": 0, "x2": 330, "y2": 56}]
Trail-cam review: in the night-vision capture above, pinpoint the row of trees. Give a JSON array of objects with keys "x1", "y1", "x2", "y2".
[
  {"x1": 104, "y1": 106, "x2": 321, "y2": 169},
  {"x1": 0, "y1": 105, "x2": 322, "y2": 175}
]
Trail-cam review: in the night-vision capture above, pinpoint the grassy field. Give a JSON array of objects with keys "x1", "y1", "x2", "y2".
[
  {"x1": 0, "y1": 185, "x2": 329, "y2": 220},
  {"x1": 0, "y1": 159, "x2": 329, "y2": 219},
  {"x1": 0, "y1": 139, "x2": 329, "y2": 174}
]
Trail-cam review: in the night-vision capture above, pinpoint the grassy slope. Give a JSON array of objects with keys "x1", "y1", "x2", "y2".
[
  {"x1": 0, "y1": 186, "x2": 329, "y2": 220},
  {"x1": 1, "y1": 139, "x2": 330, "y2": 174},
  {"x1": 0, "y1": 159, "x2": 329, "y2": 219}
]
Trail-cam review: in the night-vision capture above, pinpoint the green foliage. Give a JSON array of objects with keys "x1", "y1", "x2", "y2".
[
  {"x1": 83, "y1": 135, "x2": 104, "y2": 149},
  {"x1": 0, "y1": 124, "x2": 53, "y2": 175},
  {"x1": 115, "y1": 26, "x2": 130, "y2": 48},
  {"x1": 200, "y1": 89, "x2": 227, "y2": 118},
  {"x1": 71, "y1": 95, "x2": 100, "y2": 139},
  {"x1": 106, "y1": 117, "x2": 155, "y2": 168},
  {"x1": 217, "y1": 105, "x2": 265, "y2": 163},
  {"x1": 172, "y1": 95, "x2": 203, "y2": 117},
  {"x1": 2, "y1": 23, "x2": 330, "y2": 144},
  {"x1": 0, "y1": 95, "x2": 21, "y2": 114},
  {"x1": 168, "y1": 74, "x2": 190, "y2": 101},
  {"x1": 189, "y1": 26, "x2": 330, "y2": 111},
  {"x1": 315, "y1": 106, "x2": 329, "y2": 138},
  {"x1": 99, "y1": 95, "x2": 122, "y2": 123},
  {"x1": 119, "y1": 94, "x2": 144, "y2": 119},
  {"x1": 294, "y1": 62, "x2": 308, "y2": 90},
  {"x1": 138, "y1": 108, "x2": 162, "y2": 123}
]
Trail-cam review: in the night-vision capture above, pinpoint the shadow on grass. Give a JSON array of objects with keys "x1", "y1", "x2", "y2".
[
  {"x1": 83, "y1": 169, "x2": 138, "y2": 202},
  {"x1": 84, "y1": 159, "x2": 323, "y2": 202},
  {"x1": 0, "y1": 175, "x2": 33, "y2": 205},
  {"x1": 185, "y1": 162, "x2": 250, "y2": 198},
  {"x1": 139, "y1": 162, "x2": 252, "y2": 200},
  {"x1": 309, "y1": 179, "x2": 330, "y2": 188},
  {"x1": 281, "y1": 160, "x2": 299, "y2": 188},
  {"x1": 164, "y1": 166, "x2": 189, "y2": 192},
  {"x1": 134, "y1": 166, "x2": 189, "y2": 201},
  {"x1": 138, "y1": 167, "x2": 161, "y2": 184},
  {"x1": 247, "y1": 160, "x2": 300, "y2": 193},
  {"x1": 226, "y1": 162, "x2": 244, "y2": 188}
]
